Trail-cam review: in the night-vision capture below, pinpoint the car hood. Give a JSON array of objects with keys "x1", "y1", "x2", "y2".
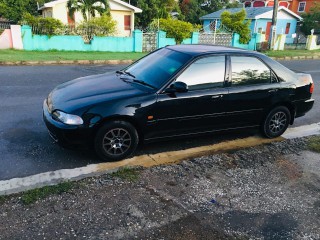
[{"x1": 48, "y1": 72, "x2": 149, "y2": 113}]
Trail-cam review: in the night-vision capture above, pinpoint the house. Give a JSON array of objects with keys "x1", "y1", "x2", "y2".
[
  {"x1": 200, "y1": 7, "x2": 302, "y2": 44},
  {"x1": 237, "y1": 0, "x2": 320, "y2": 15},
  {"x1": 38, "y1": 0, "x2": 142, "y2": 37}
]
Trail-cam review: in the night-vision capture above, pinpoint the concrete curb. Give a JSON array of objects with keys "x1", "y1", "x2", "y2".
[
  {"x1": 1, "y1": 122, "x2": 319, "y2": 196},
  {"x1": 0, "y1": 59, "x2": 134, "y2": 66}
]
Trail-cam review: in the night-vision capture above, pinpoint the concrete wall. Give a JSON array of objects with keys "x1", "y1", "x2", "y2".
[
  {"x1": 232, "y1": 33, "x2": 263, "y2": 50},
  {"x1": 21, "y1": 25, "x2": 143, "y2": 52},
  {"x1": 0, "y1": 29, "x2": 13, "y2": 49},
  {"x1": 157, "y1": 31, "x2": 199, "y2": 48},
  {"x1": 0, "y1": 25, "x2": 23, "y2": 49}
]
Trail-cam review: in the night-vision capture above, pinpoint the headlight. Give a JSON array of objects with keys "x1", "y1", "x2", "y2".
[{"x1": 53, "y1": 110, "x2": 84, "y2": 125}]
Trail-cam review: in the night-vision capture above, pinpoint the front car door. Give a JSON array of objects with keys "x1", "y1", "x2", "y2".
[{"x1": 145, "y1": 55, "x2": 230, "y2": 141}]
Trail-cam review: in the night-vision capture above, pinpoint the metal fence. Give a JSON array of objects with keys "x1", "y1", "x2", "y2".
[
  {"x1": 0, "y1": 21, "x2": 11, "y2": 30},
  {"x1": 199, "y1": 33, "x2": 233, "y2": 46},
  {"x1": 142, "y1": 32, "x2": 157, "y2": 52}
]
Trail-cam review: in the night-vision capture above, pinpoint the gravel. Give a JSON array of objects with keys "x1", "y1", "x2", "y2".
[{"x1": 0, "y1": 137, "x2": 320, "y2": 239}]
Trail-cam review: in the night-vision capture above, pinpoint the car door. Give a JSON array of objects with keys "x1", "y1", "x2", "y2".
[
  {"x1": 145, "y1": 55, "x2": 230, "y2": 140},
  {"x1": 226, "y1": 55, "x2": 281, "y2": 127}
]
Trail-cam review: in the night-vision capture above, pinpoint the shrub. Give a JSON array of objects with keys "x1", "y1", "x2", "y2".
[
  {"x1": 21, "y1": 13, "x2": 64, "y2": 36},
  {"x1": 221, "y1": 9, "x2": 251, "y2": 44},
  {"x1": 77, "y1": 14, "x2": 117, "y2": 37},
  {"x1": 153, "y1": 18, "x2": 194, "y2": 44}
]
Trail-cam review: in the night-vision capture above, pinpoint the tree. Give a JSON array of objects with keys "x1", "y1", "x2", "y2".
[
  {"x1": 0, "y1": 0, "x2": 51, "y2": 22},
  {"x1": 221, "y1": 9, "x2": 251, "y2": 44},
  {"x1": 300, "y1": 3, "x2": 320, "y2": 35},
  {"x1": 179, "y1": 0, "x2": 227, "y2": 24},
  {"x1": 67, "y1": 0, "x2": 110, "y2": 22}
]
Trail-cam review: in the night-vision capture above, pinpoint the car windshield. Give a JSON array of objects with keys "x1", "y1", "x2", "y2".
[{"x1": 123, "y1": 48, "x2": 191, "y2": 89}]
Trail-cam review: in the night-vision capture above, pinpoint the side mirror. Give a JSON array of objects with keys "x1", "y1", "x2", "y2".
[{"x1": 165, "y1": 81, "x2": 188, "y2": 93}]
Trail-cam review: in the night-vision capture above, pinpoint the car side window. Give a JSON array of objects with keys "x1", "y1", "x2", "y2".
[
  {"x1": 231, "y1": 56, "x2": 272, "y2": 86},
  {"x1": 176, "y1": 56, "x2": 225, "y2": 91}
]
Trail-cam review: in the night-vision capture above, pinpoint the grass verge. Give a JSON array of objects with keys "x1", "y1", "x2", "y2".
[
  {"x1": 264, "y1": 49, "x2": 320, "y2": 57},
  {"x1": 307, "y1": 136, "x2": 320, "y2": 153},
  {"x1": 21, "y1": 181, "x2": 74, "y2": 205},
  {"x1": 111, "y1": 167, "x2": 140, "y2": 182},
  {"x1": 0, "y1": 49, "x2": 146, "y2": 62}
]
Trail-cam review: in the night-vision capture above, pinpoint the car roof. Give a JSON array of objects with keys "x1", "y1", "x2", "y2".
[{"x1": 166, "y1": 44, "x2": 253, "y2": 56}]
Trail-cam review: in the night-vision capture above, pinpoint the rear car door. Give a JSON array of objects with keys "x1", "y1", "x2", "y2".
[
  {"x1": 146, "y1": 55, "x2": 229, "y2": 140},
  {"x1": 226, "y1": 55, "x2": 281, "y2": 127}
]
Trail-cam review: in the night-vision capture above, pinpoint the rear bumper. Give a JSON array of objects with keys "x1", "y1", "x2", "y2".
[
  {"x1": 294, "y1": 98, "x2": 315, "y2": 118},
  {"x1": 43, "y1": 100, "x2": 93, "y2": 147}
]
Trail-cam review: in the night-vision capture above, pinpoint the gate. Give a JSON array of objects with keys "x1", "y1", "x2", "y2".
[
  {"x1": 199, "y1": 33, "x2": 233, "y2": 46},
  {"x1": 142, "y1": 32, "x2": 157, "y2": 52}
]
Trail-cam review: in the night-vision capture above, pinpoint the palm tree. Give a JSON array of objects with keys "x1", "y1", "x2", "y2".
[{"x1": 67, "y1": 0, "x2": 110, "y2": 22}]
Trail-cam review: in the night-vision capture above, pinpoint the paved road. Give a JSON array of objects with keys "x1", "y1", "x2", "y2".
[{"x1": 0, "y1": 60, "x2": 319, "y2": 181}]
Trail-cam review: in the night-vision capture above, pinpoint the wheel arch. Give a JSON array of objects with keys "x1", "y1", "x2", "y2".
[
  {"x1": 263, "y1": 102, "x2": 295, "y2": 125},
  {"x1": 93, "y1": 115, "x2": 144, "y2": 144}
]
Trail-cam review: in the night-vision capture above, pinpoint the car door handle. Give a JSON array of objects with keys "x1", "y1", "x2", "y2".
[
  {"x1": 268, "y1": 89, "x2": 278, "y2": 93},
  {"x1": 211, "y1": 95, "x2": 223, "y2": 99}
]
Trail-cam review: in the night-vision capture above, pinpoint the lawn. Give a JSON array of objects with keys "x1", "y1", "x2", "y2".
[{"x1": 0, "y1": 49, "x2": 146, "y2": 62}]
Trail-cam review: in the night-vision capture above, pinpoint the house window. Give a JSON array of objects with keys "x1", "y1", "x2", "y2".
[
  {"x1": 285, "y1": 23, "x2": 290, "y2": 34},
  {"x1": 298, "y1": 2, "x2": 306, "y2": 12},
  {"x1": 124, "y1": 15, "x2": 131, "y2": 30}
]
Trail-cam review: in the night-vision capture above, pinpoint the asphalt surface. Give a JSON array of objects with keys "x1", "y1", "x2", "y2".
[{"x1": 0, "y1": 60, "x2": 319, "y2": 181}]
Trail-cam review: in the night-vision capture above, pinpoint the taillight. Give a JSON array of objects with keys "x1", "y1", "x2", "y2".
[{"x1": 310, "y1": 83, "x2": 314, "y2": 94}]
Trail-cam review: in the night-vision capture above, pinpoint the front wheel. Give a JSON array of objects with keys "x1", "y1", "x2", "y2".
[
  {"x1": 262, "y1": 106, "x2": 290, "y2": 138},
  {"x1": 94, "y1": 121, "x2": 139, "y2": 161}
]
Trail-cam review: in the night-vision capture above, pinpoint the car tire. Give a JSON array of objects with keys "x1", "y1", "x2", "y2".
[
  {"x1": 94, "y1": 121, "x2": 139, "y2": 161},
  {"x1": 262, "y1": 106, "x2": 290, "y2": 138}
]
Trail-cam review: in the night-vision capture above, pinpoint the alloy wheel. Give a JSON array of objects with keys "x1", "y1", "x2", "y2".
[{"x1": 102, "y1": 128, "x2": 132, "y2": 156}]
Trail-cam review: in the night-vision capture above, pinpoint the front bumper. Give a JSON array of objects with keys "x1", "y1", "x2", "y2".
[{"x1": 43, "y1": 100, "x2": 92, "y2": 147}]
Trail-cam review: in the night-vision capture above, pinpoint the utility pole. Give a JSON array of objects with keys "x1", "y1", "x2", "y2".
[{"x1": 269, "y1": 0, "x2": 279, "y2": 50}]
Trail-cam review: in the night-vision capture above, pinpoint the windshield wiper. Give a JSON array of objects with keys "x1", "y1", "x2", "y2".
[
  {"x1": 132, "y1": 79, "x2": 157, "y2": 90},
  {"x1": 116, "y1": 70, "x2": 136, "y2": 78}
]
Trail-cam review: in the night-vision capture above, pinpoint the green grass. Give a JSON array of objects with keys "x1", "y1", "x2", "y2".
[
  {"x1": 111, "y1": 167, "x2": 140, "y2": 182},
  {"x1": 265, "y1": 49, "x2": 320, "y2": 57},
  {"x1": 0, "y1": 195, "x2": 7, "y2": 205},
  {"x1": 0, "y1": 49, "x2": 146, "y2": 62},
  {"x1": 307, "y1": 136, "x2": 320, "y2": 153},
  {"x1": 21, "y1": 181, "x2": 74, "y2": 205},
  {"x1": 1, "y1": 49, "x2": 320, "y2": 62}
]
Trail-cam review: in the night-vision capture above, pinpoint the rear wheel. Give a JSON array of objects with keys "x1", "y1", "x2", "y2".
[
  {"x1": 262, "y1": 106, "x2": 290, "y2": 138},
  {"x1": 94, "y1": 121, "x2": 138, "y2": 161}
]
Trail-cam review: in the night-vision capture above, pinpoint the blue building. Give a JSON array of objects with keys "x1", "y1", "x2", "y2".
[{"x1": 200, "y1": 7, "x2": 302, "y2": 44}]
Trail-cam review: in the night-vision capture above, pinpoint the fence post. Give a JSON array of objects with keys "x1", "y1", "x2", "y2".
[
  {"x1": 10, "y1": 25, "x2": 23, "y2": 50},
  {"x1": 133, "y1": 29, "x2": 143, "y2": 52},
  {"x1": 157, "y1": 31, "x2": 166, "y2": 49},
  {"x1": 21, "y1": 25, "x2": 33, "y2": 50},
  {"x1": 191, "y1": 32, "x2": 199, "y2": 44}
]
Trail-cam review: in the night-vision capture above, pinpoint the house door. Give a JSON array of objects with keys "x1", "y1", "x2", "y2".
[
  {"x1": 67, "y1": 12, "x2": 75, "y2": 26},
  {"x1": 265, "y1": 22, "x2": 272, "y2": 41}
]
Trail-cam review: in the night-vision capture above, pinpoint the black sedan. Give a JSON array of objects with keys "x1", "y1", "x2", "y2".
[{"x1": 43, "y1": 45, "x2": 314, "y2": 161}]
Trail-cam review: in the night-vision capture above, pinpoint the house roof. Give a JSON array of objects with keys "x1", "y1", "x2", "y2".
[
  {"x1": 200, "y1": 7, "x2": 302, "y2": 21},
  {"x1": 38, "y1": 0, "x2": 142, "y2": 13}
]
